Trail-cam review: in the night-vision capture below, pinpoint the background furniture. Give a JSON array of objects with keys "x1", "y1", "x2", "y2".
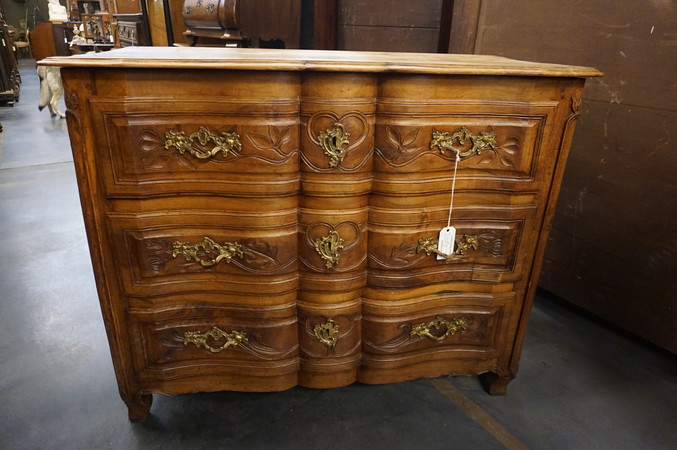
[
  {"x1": 29, "y1": 22, "x2": 71, "y2": 61},
  {"x1": 0, "y1": 24, "x2": 20, "y2": 104},
  {"x1": 113, "y1": 13, "x2": 150, "y2": 46},
  {"x1": 44, "y1": 47, "x2": 599, "y2": 421},
  {"x1": 182, "y1": 0, "x2": 301, "y2": 48}
]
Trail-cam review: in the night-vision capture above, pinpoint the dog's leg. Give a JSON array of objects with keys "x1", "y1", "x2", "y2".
[
  {"x1": 49, "y1": 80, "x2": 66, "y2": 119},
  {"x1": 37, "y1": 67, "x2": 50, "y2": 112},
  {"x1": 44, "y1": 68, "x2": 66, "y2": 119}
]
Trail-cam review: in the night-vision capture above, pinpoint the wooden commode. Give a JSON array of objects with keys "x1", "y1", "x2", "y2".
[{"x1": 41, "y1": 47, "x2": 601, "y2": 421}]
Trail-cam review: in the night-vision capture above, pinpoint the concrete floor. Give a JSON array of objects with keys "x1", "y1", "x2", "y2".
[{"x1": 1, "y1": 60, "x2": 675, "y2": 449}]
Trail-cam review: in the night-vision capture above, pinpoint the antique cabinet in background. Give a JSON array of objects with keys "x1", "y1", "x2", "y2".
[
  {"x1": 42, "y1": 48, "x2": 600, "y2": 420},
  {"x1": 0, "y1": 24, "x2": 20, "y2": 104},
  {"x1": 113, "y1": 13, "x2": 150, "y2": 46}
]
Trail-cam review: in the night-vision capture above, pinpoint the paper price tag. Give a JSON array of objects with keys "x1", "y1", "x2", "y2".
[{"x1": 437, "y1": 226, "x2": 456, "y2": 260}]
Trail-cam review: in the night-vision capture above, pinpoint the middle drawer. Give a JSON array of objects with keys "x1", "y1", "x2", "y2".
[{"x1": 107, "y1": 211, "x2": 298, "y2": 297}]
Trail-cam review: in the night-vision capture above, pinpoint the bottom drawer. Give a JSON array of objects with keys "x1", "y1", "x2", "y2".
[
  {"x1": 359, "y1": 292, "x2": 513, "y2": 383},
  {"x1": 127, "y1": 303, "x2": 299, "y2": 393}
]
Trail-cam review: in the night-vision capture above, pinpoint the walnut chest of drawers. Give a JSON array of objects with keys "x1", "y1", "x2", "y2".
[{"x1": 42, "y1": 47, "x2": 601, "y2": 421}]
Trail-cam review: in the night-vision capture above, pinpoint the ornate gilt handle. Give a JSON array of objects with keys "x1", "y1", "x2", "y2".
[
  {"x1": 416, "y1": 234, "x2": 479, "y2": 259},
  {"x1": 318, "y1": 122, "x2": 350, "y2": 168},
  {"x1": 313, "y1": 230, "x2": 345, "y2": 269},
  {"x1": 164, "y1": 126, "x2": 242, "y2": 159},
  {"x1": 430, "y1": 127, "x2": 496, "y2": 158},
  {"x1": 184, "y1": 326, "x2": 248, "y2": 353},
  {"x1": 410, "y1": 316, "x2": 470, "y2": 342},
  {"x1": 172, "y1": 236, "x2": 244, "y2": 267},
  {"x1": 313, "y1": 318, "x2": 340, "y2": 350}
]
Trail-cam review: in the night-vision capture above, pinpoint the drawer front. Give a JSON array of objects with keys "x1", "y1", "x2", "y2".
[
  {"x1": 108, "y1": 212, "x2": 298, "y2": 297},
  {"x1": 375, "y1": 118, "x2": 544, "y2": 183},
  {"x1": 128, "y1": 303, "x2": 298, "y2": 386},
  {"x1": 368, "y1": 205, "x2": 537, "y2": 287},
  {"x1": 90, "y1": 100, "x2": 299, "y2": 197},
  {"x1": 374, "y1": 76, "x2": 561, "y2": 194},
  {"x1": 362, "y1": 292, "x2": 513, "y2": 360}
]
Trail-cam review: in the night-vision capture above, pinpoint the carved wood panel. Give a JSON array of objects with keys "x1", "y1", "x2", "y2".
[
  {"x1": 92, "y1": 108, "x2": 300, "y2": 197},
  {"x1": 128, "y1": 305, "x2": 299, "y2": 382},
  {"x1": 108, "y1": 212, "x2": 298, "y2": 297}
]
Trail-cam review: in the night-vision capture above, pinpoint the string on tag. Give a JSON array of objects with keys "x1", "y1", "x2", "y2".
[{"x1": 446, "y1": 151, "x2": 461, "y2": 228}]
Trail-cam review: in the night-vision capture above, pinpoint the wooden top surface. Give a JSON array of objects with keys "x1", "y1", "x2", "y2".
[{"x1": 40, "y1": 47, "x2": 602, "y2": 77}]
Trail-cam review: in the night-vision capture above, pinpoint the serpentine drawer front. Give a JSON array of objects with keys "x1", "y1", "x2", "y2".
[{"x1": 41, "y1": 47, "x2": 601, "y2": 421}]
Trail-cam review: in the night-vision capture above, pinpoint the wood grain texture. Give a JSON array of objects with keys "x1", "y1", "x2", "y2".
[
  {"x1": 448, "y1": 0, "x2": 481, "y2": 54},
  {"x1": 240, "y1": 0, "x2": 301, "y2": 48},
  {"x1": 56, "y1": 51, "x2": 596, "y2": 420},
  {"x1": 312, "y1": 0, "x2": 337, "y2": 50},
  {"x1": 339, "y1": 0, "x2": 442, "y2": 28},
  {"x1": 41, "y1": 47, "x2": 602, "y2": 77},
  {"x1": 338, "y1": 0, "x2": 442, "y2": 53}
]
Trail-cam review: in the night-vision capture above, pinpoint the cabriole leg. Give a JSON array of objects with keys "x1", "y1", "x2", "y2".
[
  {"x1": 479, "y1": 372, "x2": 514, "y2": 395},
  {"x1": 124, "y1": 393, "x2": 153, "y2": 422}
]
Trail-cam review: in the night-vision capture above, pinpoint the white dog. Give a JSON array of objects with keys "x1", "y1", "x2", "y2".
[{"x1": 37, "y1": 66, "x2": 65, "y2": 119}]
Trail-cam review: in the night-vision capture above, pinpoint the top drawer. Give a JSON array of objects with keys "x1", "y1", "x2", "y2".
[
  {"x1": 374, "y1": 74, "x2": 568, "y2": 194},
  {"x1": 89, "y1": 99, "x2": 300, "y2": 198}
]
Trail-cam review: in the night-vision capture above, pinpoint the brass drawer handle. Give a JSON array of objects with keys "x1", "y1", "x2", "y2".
[
  {"x1": 430, "y1": 127, "x2": 496, "y2": 158},
  {"x1": 319, "y1": 122, "x2": 350, "y2": 168},
  {"x1": 314, "y1": 230, "x2": 345, "y2": 269},
  {"x1": 313, "y1": 318, "x2": 340, "y2": 350},
  {"x1": 164, "y1": 126, "x2": 241, "y2": 159},
  {"x1": 416, "y1": 234, "x2": 479, "y2": 259},
  {"x1": 410, "y1": 316, "x2": 470, "y2": 342},
  {"x1": 184, "y1": 326, "x2": 248, "y2": 353},
  {"x1": 172, "y1": 236, "x2": 244, "y2": 267}
]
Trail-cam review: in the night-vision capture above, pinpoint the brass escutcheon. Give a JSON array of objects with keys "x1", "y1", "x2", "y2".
[
  {"x1": 172, "y1": 236, "x2": 244, "y2": 267},
  {"x1": 164, "y1": 126, "x2": 241, "y2": 159},
  {"x1": 430, "y1": 127, "x2": 496, "y2": 158},
  {"x1": 313, "y1": 230, "x2": 345, "y2": 269},
  {"x1": 416, "y1": 234, "x2": 480, "y2": 259},
  {"x1": 184, "y1": 326, "x2": 248, "y2": 353},
  {"x1": 410, "y1": 316, "x2": 470, "y2": 342},
  {"x1": 318, "y1": 122, "x2": 350, "y2": 168},
  {"x1": 313, "y1": 318, "x2": 340, "y2": 350}
]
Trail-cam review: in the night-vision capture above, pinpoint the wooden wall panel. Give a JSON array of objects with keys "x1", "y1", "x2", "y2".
[
  {"x1": 472, "y1": 0, "x2": 677, "y2": 353},
  {"x1": 241, "y1": 0, "x2": 301, "y2": 48},
  {"x1": 338, "y1": 0, "x2": 442, "y2": 52},
  {"x1": 448, "y1": 0, "x2": 481, "y2": 54},
  {"x1": 339, "y1": 25, "x2": 439, "y2": 53}
]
